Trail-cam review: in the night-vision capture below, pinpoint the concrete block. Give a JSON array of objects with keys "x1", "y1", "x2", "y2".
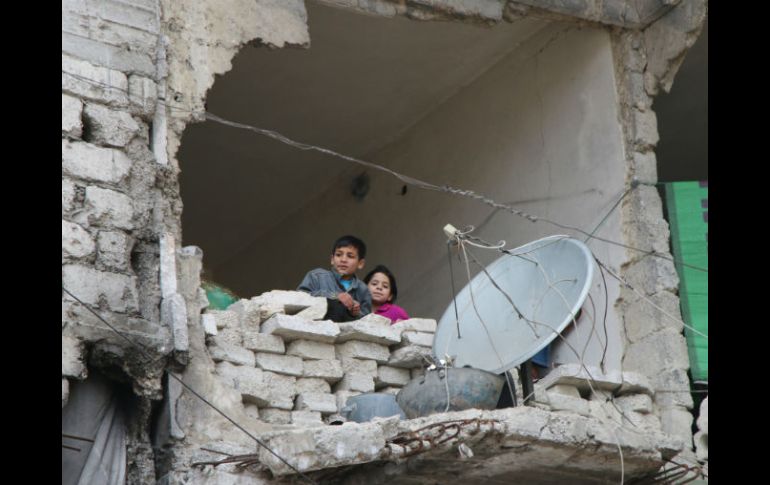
[
  {"x1": 62, "y1": 179, "x2": 77, "y2": 213},
  {"x1": 376, "y1": 366, "x2": 411, "y2": 388},
  {"x1": 162, "y1": 293, "x2": 189, "y2": 355},
  {"x1": 548, "y1": 384, "x2": 582, "y2": 399},
  {"x1": 333, "y1": 373, "x2": 375, "y2": 393},
  {"x1": 253, "y1": 290, "x2": 325, "y2": 314},
  {"x1": 83, "y1": 103, "x2": 141, "y2": 147},
  {"x1": 96, "y1": 231, "x2": 130, "y2": 270},
  {"x1": 62, "y1": 378, "x2": 70, "y2": 408},
  {"x1": 392, "y1": 318, "x2": 437, "y2": 333},
  {"x1": 538, "y1": 363, "x2": 623, "y2": 394},
  {"x1": 227, "y1": 299, "x2": 262, "y2": 327},
  {"x1": 62, "y1": 335, "x2": 86, "y2": 379},
  {"x1": 335, "y1": 340, "x2": 390, "y2": 363},
  {"x1": 62, "y1": 94, "x2": 83, "y2": 137},
  {"x1": 624, "y1": 330, "x2": 689, "y2": 377},
  {"x1": 546, "y1": 391, "x2": 591, "y2": 417},
  {"x1": 62, "y1": 220, "x2": 96, "y2": 259},
  {"x1": 660, "y1": 406, "x2": 693, "y2": 444},
  {"x1": 61, "y1": 54, "x2": 128, "y2": 107},
  {"x1": 302, "y1": 359, "x2": 344, "y2": 383},
  {"x1": 215, "y1": 362, "x2": 267, "y2": 406},
  {"x1": 262, "y1": 372, "x2": 298, "y2": 410},
  {"x1": 296, "y1": 378, "x2": 331, "y2": 394},
  {"x1": 83, "y1": 186, "x2": 134, "y2": 229},
  {"x1": 337, "y1": 320, "x2": 402, "y2": 345},
  {"x1": 62, "y1": 140, "x2": 133, "y2": 185},
  {"x1": 205, "y1": 310, "x2": 239, "y2": 330},
  {"x1": 242, "y1": 331, "x2": 285, "y2": 354},
  {"x1": 255, "y1": 353, "x2": 303, "y2": 377},
  {"x1": 296, "y1": 300, "x2": 327, "y2": 321},
  {"x1": 340, "y1": 358, "x2": 378, "y2": 377},
  {"x1": 401, "y1": 331, "x2": 434, "y2": 347},
  {"x1": 291, "y1": 410, "x2": 323, "y2": 427},
  {"x1": 358, "y1": 313, "x2": 392, "y2": 326},
  {"x1": 214, "y1": 327, "x2": 242, "y2": 347},
  {"x1": 410, "y1": 368, "x2": 424, "y2": 380},
  {"x1": 652, "y1": 368, "x2": 693, "y2": 409},
  {"x1": 387, "y1": 345, "x2": 432, "y2": 368},
  {"x1": 632, "y1": 107, "x2": 659, "y2": 149},
  {"x1": 286, "y1": 340, "x2": 335, "y2": 360},
  {"x1": 201, "y1": 314, "x2": 217, "y2": 336},
  {"x1": 208, "y1": 339, "x2": 256, "y2": 367},
  {"x1": 259, "y1": 408, "x2": 292, "y2": 424},
  {"x1": 294, "y1": 393, "x2": 338, "y2": 414},
  {"x1": 616, "y1": 394, "x2": 653, "y2": 414},
  {"x1": 62, "y1": 264, "x2": 138, "y2": 313},
  {"x1": 619, "y1": 371, "x2": 654, "y2": 396},
  {"x1": 243, "y1": 403, "x2": 260, "y2": 420},
  {"x1": 261, "y1": 314, "x2": 340, "y2": 343},
  {"x1": 335, "y1": 390, "x2": 360, "y2": 413}
]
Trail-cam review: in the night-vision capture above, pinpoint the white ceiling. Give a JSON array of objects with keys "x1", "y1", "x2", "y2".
[{"x1": 179, "y1": 1, "x2": 549, "y2": 272}]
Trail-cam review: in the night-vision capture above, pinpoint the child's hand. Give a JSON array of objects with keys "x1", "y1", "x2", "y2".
[
  {"x1": 337, "y1": 292, "x2": 354, "y2": 310},
  {"x1": 350, "y1": 301, "x2": 361, "y2": 317}
]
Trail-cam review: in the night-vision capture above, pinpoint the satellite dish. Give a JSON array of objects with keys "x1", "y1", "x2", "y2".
[{"x1": 434, "y1": 235, "x2": 594, "y2": 374}]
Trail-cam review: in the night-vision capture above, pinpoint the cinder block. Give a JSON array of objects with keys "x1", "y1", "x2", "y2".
[
  {"x1": 410, "y1": 368, "x2": 424, "y2": 380},
  {"x1": 295, "y1": 378, "x2": 331, "y2": 394},
  {"x1": 228, "y1": 299, "x2": 262, "y2": 328},
  {"x1": 291, "y1": 410, "x2": 323, "y2": 427},
  {"x1": 62, "y1": 94, "x2": 83, "y2": 137},
  {"x1": 208, "y1": 339, "x2": 255, "y2": 367},
  {"x1": 335, "y1": 340, "x2": 390, "y2": 363},
  {"x1": 294, "y1": 393, "x2": 338, "y2": 414},
  {"x1": 302, "y1": 359, "x2": 344, "y2": 383},
  {"x1": 62, "y1": 335, "x2": 86, "y2": 379},
  {"x1": 215, "y1": 327, "x2": 243, "y2": 347},
  {"x1": 387, "y1": 345, "x2": 432, "y2": 368},
  {"x1": 337, "y1": 320, "x2": 401, "y2": 345},
  {"x1": 207, "y1": 310, "x2": 240, "y2": 330},
  {"x1": 215, "y1": 362, "x2": 267, "y2": 406},
  {"x1": 62, "y1": 140, "x2": 132, "y2": 184},
  {"x1": 376, "y1": 366, "x2": 411, "y2": 388},
  {"x1": 340, "y1": 358, "x2": 378, "y2": 377},
  {"x1": 83, "y1": 103, "x2": 141, "y2": 147},
  {"x1": 242, "y1": 331, "x2": 285, "y2": 354},
  {"x1": 392, "y1": 318, "x2": 437, "y2": 333},
  {"x1": 333, "y1": 373, "x2": 375, "y2": 393},
  {"x1": 83, "y1": 186, "x2": 134, "y2": 230},
  {"x1": 243, "y1": 403, "x2": 260, "y2": 420},
  {"x1": 62, "y1": 264, "x2": 138, "y2": 313},
  {"x1": 261, "y1": 372, "x2": 298, "y2": 410},
  {"x1": 62, "y1": 179, "x2": 77, "y2": 213},
  {"x1": 253, "y1": 290, "x2": 324, "y2": 314},
  {"x1": 616, "y1": 393, "x2": 653, "y2": 414},
  {"x1": 259, "y1": 408, "x2": 291, "y2": 424},
  {"x1": 255, "y1": 353, "x2": 303, "y2": 377},
  {"x1": 286, "y1": 340, "x2": 335, "y2": 360},
  {"x1": 401, "y1": 331, "x2": 434, "y2": 347},
  {"x1": 546, "y1": 390, "x2": 591, "y2": 417},
  {"x1": 335, "y1": 391, "x2": 360, "y2": 413},
  {"x1": 62, "y1": 54, "x2": 128, "y2": 106},
  {"x1": 62, "y1": 220, "x2": 96, "y2": 259},
  {"x1": 127, "y1": 75, "x2": 157, "y2": 116},
  {"x1": 379, "y1": 387, "x2": 402, "y2": 395},
  {"x1": 261, "y1": 314, "x2": 340, "y2": 343},
  {"x1": 96, "y1": 231, "x2": 130, "y2": 270},
  {"x1": 201, "y1": 314, "x2": 217, "y2": 336}
]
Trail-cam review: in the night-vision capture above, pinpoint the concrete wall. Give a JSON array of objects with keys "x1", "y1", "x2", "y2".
[{"x1": 218, "y1": 25, "x2": 628, "y2": 371}]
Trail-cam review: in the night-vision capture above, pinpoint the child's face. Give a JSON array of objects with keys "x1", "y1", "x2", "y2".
[
  {"x1": 330, "y1": 245, "x2": 365, "y2": 277},
  {"x1": 367, "y1": 272, "x2": 393, "y2": 305}
]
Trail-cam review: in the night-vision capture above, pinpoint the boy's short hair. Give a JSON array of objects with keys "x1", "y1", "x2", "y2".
[
  {"x1": 364, "y1": 264, "x2": 399, "y2": 303},
  {"x1": 332, "y1": 235, "x2": 367, "y2": 259}
]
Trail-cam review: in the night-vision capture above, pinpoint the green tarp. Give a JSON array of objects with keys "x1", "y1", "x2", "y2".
[{"x1": 665, "y1": 181, "x2": 708, "y2": 382}]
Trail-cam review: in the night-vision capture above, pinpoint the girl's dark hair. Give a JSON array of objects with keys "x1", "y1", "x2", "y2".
[{"x1": 363, "y1": 265, "x2": 399, "y2": 303}]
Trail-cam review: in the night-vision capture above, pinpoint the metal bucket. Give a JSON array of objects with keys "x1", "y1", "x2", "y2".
[
  {"x1": 396, "y1": 367, "x2": 505, "y2": 419},
  {"x1": 340, "y1": 393, "x2": 407, "y2": 423}
]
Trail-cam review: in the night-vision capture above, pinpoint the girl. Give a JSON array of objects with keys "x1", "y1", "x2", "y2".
[{"x1": 363, "y1": 265, "x2": 409, "y2": 324}]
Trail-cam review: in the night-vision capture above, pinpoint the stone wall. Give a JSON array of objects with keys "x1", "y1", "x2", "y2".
[{"x1": 202, "y1": 290, "x2": 435, "y2": 427}]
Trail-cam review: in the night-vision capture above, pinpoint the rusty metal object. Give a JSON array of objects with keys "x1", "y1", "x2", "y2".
[
  {"x1": 191, "y1": 450, "x2": 262, "y2": 470},
  {"x1": 385, "y1": 418, "x2": 501, "y2": 458},
  {"x1": 626, "y1": 460, "x2": 708, "y2": 484}
]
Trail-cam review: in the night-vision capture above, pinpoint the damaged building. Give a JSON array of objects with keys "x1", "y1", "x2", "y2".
[{"x1": 62, "y1": 0, "x2": 708, "y2": 483}]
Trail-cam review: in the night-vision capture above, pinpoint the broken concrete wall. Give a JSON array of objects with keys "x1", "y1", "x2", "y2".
[
  {"x1": 62, "y1": 0, "x2": 178, "y2": 481},
  {"x1": 610, "y1": 0, "x2": 707, "y2": 451},
  {"x1": 220, "y1": 23, "x2": 628, "y2": 374}
]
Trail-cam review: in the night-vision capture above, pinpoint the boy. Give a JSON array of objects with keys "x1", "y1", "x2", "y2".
[{"x1": 297, "y1": 235, "x2": 372, "y2": 322}]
